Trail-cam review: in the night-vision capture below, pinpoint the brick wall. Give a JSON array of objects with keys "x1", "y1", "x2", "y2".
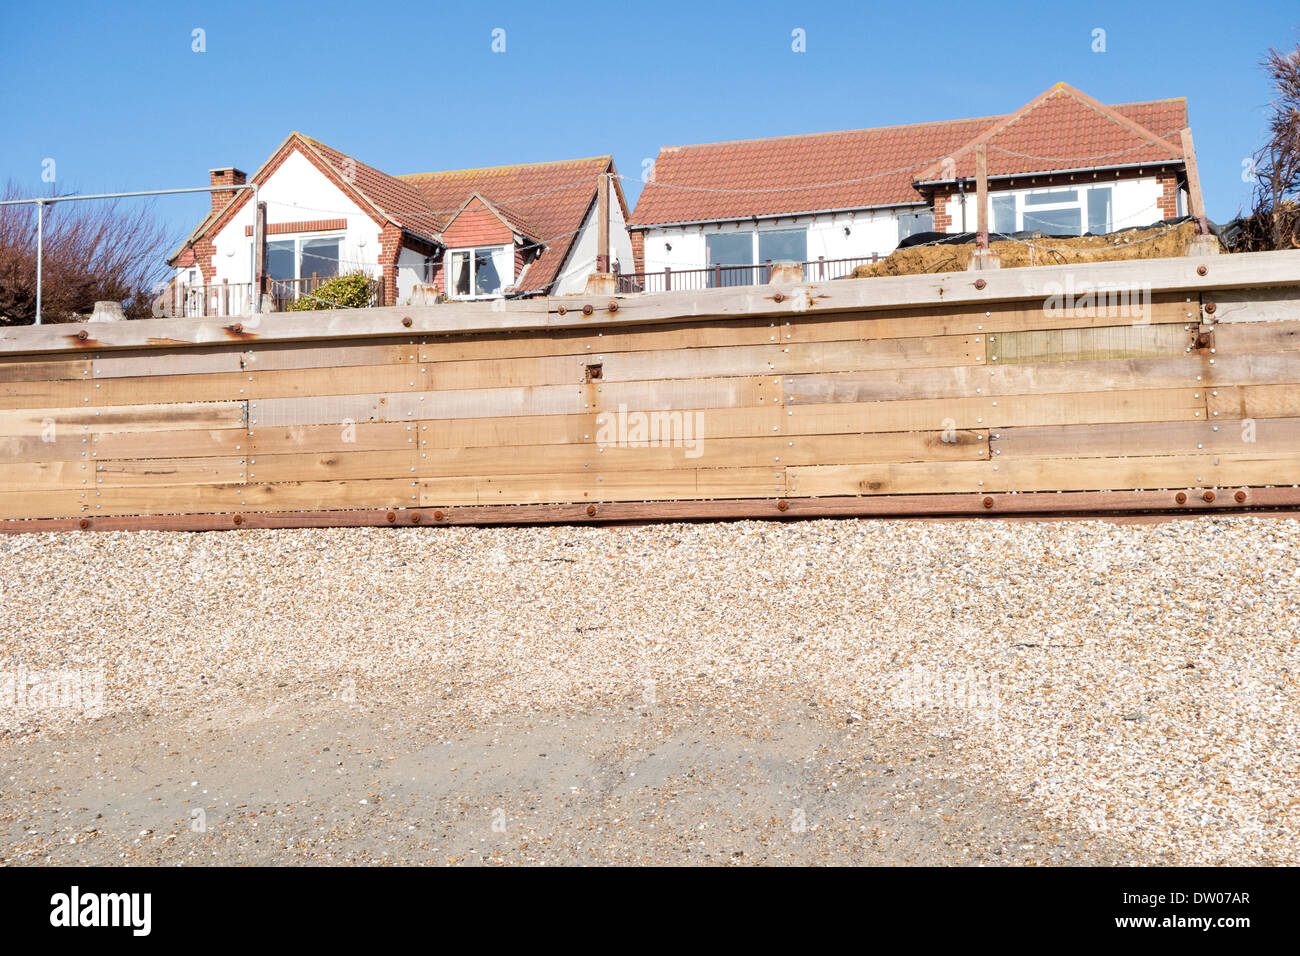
[
  {"x1": 244, "y1": 219, "x2": 347, "y2": 237},
  {"x1": 208, "y1": 168, "x2": 246, "y2": 215},
  {"x1": 931, "y1": 190, "x2": 952, "y2": 233},
  {"x1": 441, "y1": 198, "x2": 514, "y2": 248},
  {"x1": 629, "y1": 229, "x2": 645, "y2": 275},
  {"x1": 1156, "y1": 174, "x2": 1180, "y2": 221},
  {"x1": 378, "y1": 224, "x2": 403, "y2": 306}
]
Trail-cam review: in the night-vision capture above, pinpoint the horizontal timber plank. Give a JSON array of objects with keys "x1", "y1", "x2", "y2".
[
  {"x1": 4, "y1": 250, "x2": 1298, "y2": 357},
  {"x1": 0, "y1": 401, "x2": 246, "y2": 437},
  {"x1": 993, "y1": 419, "x2": 1300, "y2": 458},
  {"x1": 1207, "y1": 384, "x2": 1300, "y2": 420},
  {"x1": 6, "y1": 487, "x2": 1300, "y2": 533}
]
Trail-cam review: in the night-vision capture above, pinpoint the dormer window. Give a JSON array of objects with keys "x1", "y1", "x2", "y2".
[{"x1": 448, "y1": 245, "x2": 512, "y2": 298}]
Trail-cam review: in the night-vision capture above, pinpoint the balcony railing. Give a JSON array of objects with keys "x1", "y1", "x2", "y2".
[
  {"x1": 615, "y1": 255, "x2": 880, "y2": 294},
  {"x1": 156, "y1": 275, "x2": 385, "y2": 318}
]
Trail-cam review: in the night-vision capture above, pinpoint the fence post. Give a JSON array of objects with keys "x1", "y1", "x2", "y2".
[
  {"x1": 222, "y1": 278, "x2": 229, "y2": 317},
  {"x1": 664, "y1": 266, "x2": 671, "y2": 292}
]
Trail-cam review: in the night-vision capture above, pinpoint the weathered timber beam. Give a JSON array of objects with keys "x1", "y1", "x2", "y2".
[
  {"x1": 0, "y1": 487, "x2": 1295, "y2": 534},
  {"x1": 2, "y1": 249, "x2": 1299, "y2": 357}
]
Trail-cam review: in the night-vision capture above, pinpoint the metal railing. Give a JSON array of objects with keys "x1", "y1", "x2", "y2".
[
  {"x1": 615, "y1": 255, "x2": 880, "y2": 294},
  {"x1": 156, "y1": 274, "x2": 385, "y2": 317}
]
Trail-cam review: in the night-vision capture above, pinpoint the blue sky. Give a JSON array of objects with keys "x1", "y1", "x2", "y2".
[{"x1": 0, "y1": 0, "x2": 1295, "y2": 241}]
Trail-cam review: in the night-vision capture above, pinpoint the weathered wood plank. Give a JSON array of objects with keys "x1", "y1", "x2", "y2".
[
  {"x1": 992, "y1": 419, "x2": 1300, "y2": 459},
  {"x1": 93, "y1": 456, "x2": 248, "y2": 488},
  {"x1": 4, "y1": 250, "x2": 1298, "y2": 357},
  {"x1": 0, "y1": 402, "x2": 246, "y2": 436},
  {"x1": 990, "y1": 323, "x2": 1188, "y2": 365},
  {"x1": 1207, "y1": 384, "x2": 1300, "y2": 420}
]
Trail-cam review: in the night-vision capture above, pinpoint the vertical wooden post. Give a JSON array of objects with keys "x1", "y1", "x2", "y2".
[
  {"x1": 664, "y1": 265, "x2": 671, "y2": 292},
  {"x1": 975, "y1": 144, "x2": 989, "y2": 249},
  {"x1": 1180, "y1": 128, "x2": 1208, "y2": 235},
  {"x1": 253, "y1": 200, "x2": 268, "y2": 313},
  {"x1": 596, "y1": 172, "x2": 610, "y2": 273},
  {"x1": 222, "y1": 278, "x2": 229, "y2": 317}
]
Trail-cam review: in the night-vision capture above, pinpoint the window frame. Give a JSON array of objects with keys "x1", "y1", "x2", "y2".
[
  {"x1": 445, "y1": 243, "x2": 513, "y2": 299},
  {"x1": 987, "y1": 186, "x2": 1113, "y2": 237},
  {"x1": 250, "y1": 230, "x2": 346, "y2": 284}
]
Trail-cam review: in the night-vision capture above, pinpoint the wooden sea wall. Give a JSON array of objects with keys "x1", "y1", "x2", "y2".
[{"x1": 2, "y1": 251, "x2": 1300, "y2": 531}]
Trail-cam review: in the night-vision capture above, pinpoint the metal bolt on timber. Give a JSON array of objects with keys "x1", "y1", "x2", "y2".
[
  {"x1": 586, "y1": 505, "x2": 597, "y2": 517},
  {"x1": 1197, "y1": 265, "x2": 1208, "y2": 276},
  {"x1": 1235, "y1": 490, "x2": 1247, "y2": 503},
  {"x1": 582, "y1": 304, "x2": 594, "y2": 316},
  {"x1": 777, "y1": 499, "x2": 789, "y2": 512},
  {"x1": 1175, "y1": 492, "x2": 1188, "y2": 504},
  {"x1": 1203, "y1": 491, "x2": 1216, "y2": 503}
]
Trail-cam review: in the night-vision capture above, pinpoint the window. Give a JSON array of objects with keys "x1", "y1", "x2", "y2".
[
  {"x1": 447, "y1": 245, "x2": 511, "y2": 298},
  {"x1": 705, "y1": 233, "x2": 753, "y2": 266},
  {"x1": 705, "y1": 233, "x2": 755, "y2": 288},
  {"x1": 1023, "y1": 206, "x2": 1082, "y2": 234},
  {"x1": 897, "y1": 210, "x2": 934, "y2": 242},
  {"x1": 300, "y1": 237, "x2": 340, "y2": 282},
  {"x1": 758, "y1": 228, "x2": 807, "y2": 264},
  {"x1": 705, "y1": 228, "x2": 810, "y2": 287},
  {"x1": 992, "y1": 195, "x2": 1016, "y2": 235},
  {"x1": 1087, "y1": 187, "x2": 1113, "y2": 235},
  {"x1": 989, "y1": 186, "x2": 1113, "y2": 237},
  {"x1": 256, "y1": 234, "x2": 343, "y2": 284}
]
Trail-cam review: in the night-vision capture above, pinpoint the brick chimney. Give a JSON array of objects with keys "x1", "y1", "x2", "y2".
[{"x1": 208, "y1": 167, "x2": 247, "y2": 213}]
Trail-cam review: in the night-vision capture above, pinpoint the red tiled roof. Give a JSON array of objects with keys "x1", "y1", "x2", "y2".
[
  {"x1": 915, "y1": 84, "x2": 1185, "y2": 181},
  {"x1": 629, "y1": 84, "x2": 1188, "y2": 227},
  {"x1": 399, "y1": 157, "x2": 618, "y2": 293},
  {"x1": 301, "y1": 136, "x2": 443, "y2": 243}
]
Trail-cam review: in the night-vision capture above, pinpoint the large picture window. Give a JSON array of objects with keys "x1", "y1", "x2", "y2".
[
  {"x1": 986, "y1": 186, "x2": 1113, "y2": 237},
  {"x1": 448, "y1": 245, "x2": 511, "y2": 298},
  {"x1": 256, "y1": 234, "x2": 342, "y2": 283},
  {"x1": 705, "y1": 227, "x2": 808, "y2": 287}
]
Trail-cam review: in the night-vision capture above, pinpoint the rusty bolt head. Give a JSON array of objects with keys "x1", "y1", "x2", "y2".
[
  {"x1": 777, "y1": 499, "x2": 789, "y2": 512},
  {"x1": 556, "y1": 305, "x2": 567, "y2": 316},
  {"x1": 582, "y1": 304, "x2": 594, "y2": 316},
  {"x1": 233, "y1": 514, "x2": 243, "y2": 526},
  {"x1": 433, "y1": 510, "x2": 445, "y2": 522},
  {"x1": 586, "y1": 504, "x2": 597, "y2": 517},
  {"x1": 385, "y1": 511, "x2": 396, "y2": 523},
  {"x1": 607, "y1": 301, "x2": 619, "y2": 313},
  {"x1": 410, "y1": 512, "x2": 421, "y2": 524},
  {"x1": 1203, "y1": 490, "x2": 1216, "y2": 503},
  {"x1": 982, "y1": 496, "x2": 994, "y2": 508},
  {"x1": 1234, "y1": 490, "x2": 1247, "y2": 503},
  {"x1": 78, "y1": 518, "x2": 89, "y2": 530},
  {"x1": 772, "y1": 292, "x2": 785, "y2": 303},
  {"x1": 76, "y1": 329, "x2": 89, "y2": 341},
  {"x1": 1204, "y1": 302, "x2": 1216, "y2": 315},
  {"x1": 1175, "y1": 492, "x2": 1188, "y2": 504},
  {"x1": 402, "y1": 316, "x2": 413, "y2": 328},
  {"x1": 974, "y1": 278, "x2": 987, "y2": 290},
  {"x1": 1196, "y1": 264, "x2": 1208, "y2": 276},
  {"x1": 231, "y1": 322, "x2": 243, "y2": 333}
]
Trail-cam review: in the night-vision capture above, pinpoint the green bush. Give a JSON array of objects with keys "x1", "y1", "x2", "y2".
[{"x1": 285, "y1": 271, "x2": 374, "y2": 311}]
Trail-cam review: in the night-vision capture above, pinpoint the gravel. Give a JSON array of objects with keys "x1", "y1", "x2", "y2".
[{"x1": 1, "y1": 516, "x2": 1297, "y2": 865}]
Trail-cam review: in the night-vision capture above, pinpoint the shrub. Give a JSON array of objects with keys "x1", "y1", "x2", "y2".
[{"x1": 286, "y1": 270, "x2": 374, "y2": 310}]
